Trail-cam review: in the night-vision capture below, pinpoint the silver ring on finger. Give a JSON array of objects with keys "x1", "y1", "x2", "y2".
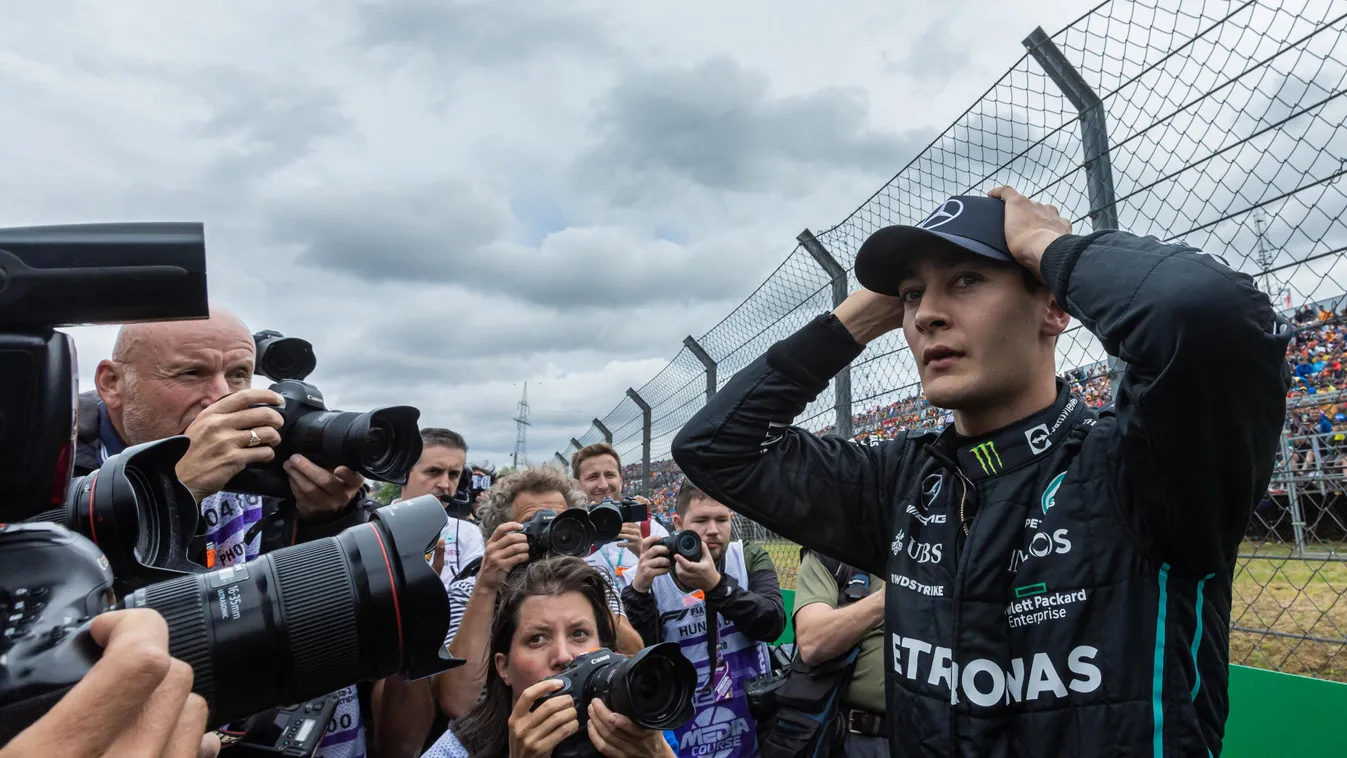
[{"x1": 246, "y1": 428, "x2": 263, "y2": 448}]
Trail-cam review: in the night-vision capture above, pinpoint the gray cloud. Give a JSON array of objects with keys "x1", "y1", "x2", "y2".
[
  {"x1": 574, "y1": 56, "x2": 934, "y2": 202},
  {"x1": 354, "y1": 0, "x2": 618, "y2": 66}
]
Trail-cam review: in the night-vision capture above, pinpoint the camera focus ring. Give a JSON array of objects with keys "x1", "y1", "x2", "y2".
[
  {"x1": 139, "y1": 574, "x2": 215, "y2": 704},
  {"x1": 269, "y1": 538, "x2": 360, "y2": 693}
]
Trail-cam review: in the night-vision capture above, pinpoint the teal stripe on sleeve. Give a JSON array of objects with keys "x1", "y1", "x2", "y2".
[
  {"x1": 1189, "y1": 573, "x2": 1214, "y2": 701},
  {"x1": 1153, "y1": 563, "x2": 1171, "y2": 758}
]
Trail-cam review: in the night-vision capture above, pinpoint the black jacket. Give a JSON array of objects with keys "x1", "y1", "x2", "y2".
[
  {"x1": 672, "y1": 231, "x2": 1291, "y2": 757},
  {"x1": 75, "y1": 390, "x2": 372, "y2": 556}
]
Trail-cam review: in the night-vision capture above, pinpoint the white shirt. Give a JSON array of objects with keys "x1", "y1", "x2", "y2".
[
  {"x1": 437, "y1": 515, "x2": 485, "y2": 587},
  {"x1": 587, "y1": 519, "x2": 669, "y2": 590}
]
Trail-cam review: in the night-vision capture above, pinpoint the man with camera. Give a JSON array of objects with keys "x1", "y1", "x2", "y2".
[
  {"x1": 571, "y1": 443, "x2": 669, "y2": 590},
  {"x1": 671, "y1": 188, "x2": 1292, "y2": 755},
  {"x1": 432, "y1": 467, "x2": 644, "y2": 721},
  {"x1": 392, "y1": 427, "x2": 483, "y2": 586},
  {"x1": 786, "y1": 551, "x2": 887, "y2": 757},
  {"x1": 621, "y1": 480, "x2": 786, "y2": 758},
  {"x1": 75, "y1": 307, "x2": 377, "y2": 758}
]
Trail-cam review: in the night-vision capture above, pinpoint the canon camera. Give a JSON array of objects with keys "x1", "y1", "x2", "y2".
[{"x1": 532, "y1": 643, "x2": 697, "y2": 758}]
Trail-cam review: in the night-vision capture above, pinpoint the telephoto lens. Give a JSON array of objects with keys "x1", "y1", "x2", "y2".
[
  {"x1": 121, "y1": 495, "x2": 462, "y2": 728},
  {"x1": 28, "y1": 436, "x2": 202, "y2": 591},
  {"x1": 536, "y1": 643, "x2": 697, "y2": 758},
  {"x1": 252, "y1": 330, "x2": 316, "y2": 382}
]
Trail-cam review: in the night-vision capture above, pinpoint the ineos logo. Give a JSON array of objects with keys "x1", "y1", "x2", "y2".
[{"x1": 919, "y1": 199, "x2": 965, "y2": 230}]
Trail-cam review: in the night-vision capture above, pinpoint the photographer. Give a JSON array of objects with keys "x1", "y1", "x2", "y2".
[
  {"x1": 433, "y1": 468, "x2": 643, "y2": 721},
  {"x1": 621, "y1": 480, "x2": 785, "y2": 758},
  {"x1": 671, "y1": 188, "x2": 1292, "y2": 755},
  {"x1": 75, "y1": 307, "x2": 377, "y2": 758},
  {"x1": 790, "y1": 552, "x2": 887, "y2": 757},
  {"x1": 0, "y1": 610, "x2": 220, "y2": 758},
  {"x1": 571, "y1": 443, "x2": 668, "y2": 590},
  {"x1": 393, "y1": 428, "x2": 483, "y2": 586},
  {"x1": 423, "y1": 556, "x2": 673, "y2": 758}
]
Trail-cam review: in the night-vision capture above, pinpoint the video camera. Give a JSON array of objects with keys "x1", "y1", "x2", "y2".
[
  {"x1": 532, "y1": 642, "x2": 696, "y2": 758},
  {"x1": 225, "y1": 329, "x2": 423, "y2": 500},
  {"x1": 0, "y1": 223, "x2": 461, "y2": 748}
]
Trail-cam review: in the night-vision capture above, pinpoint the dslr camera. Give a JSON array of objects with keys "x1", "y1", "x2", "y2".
[
  {"x1": 0, "y1": 223, "x2": 461, "y2": 750},
  {"x1": 532, "y1": 643, "x2": 697, "y2": 758},
  {"x1": 518, "y1": 508, "x2": 597, "y2": 559},
  {"x1": 655, "y1": 530, "x2": 704, "y2": 594},
  {"x1": 586, "y1": 497, "x2": 648, "y2": 543},
  {"x1": 225, "y1": 329, "x2": 423, "y2": 500}
]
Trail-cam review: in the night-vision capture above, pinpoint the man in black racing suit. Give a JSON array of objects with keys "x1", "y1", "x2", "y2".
[{"x1": 671, "y1": 187, "x2": 1291, "y2": 757}]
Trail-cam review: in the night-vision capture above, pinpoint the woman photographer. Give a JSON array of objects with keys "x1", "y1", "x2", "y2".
[{"x1": 424, "y1": 556, "x2": 674, "y2": 758}]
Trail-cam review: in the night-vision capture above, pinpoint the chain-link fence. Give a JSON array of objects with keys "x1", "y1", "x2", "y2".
[{"x1": 557, "y1": 0, "x2": 1347, "y2": 681}]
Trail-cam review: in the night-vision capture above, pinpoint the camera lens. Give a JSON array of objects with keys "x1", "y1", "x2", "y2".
[
  {"x1": 547, "y1": 510, "x2": 595, "y2": 557},
  {"x1": 286, "y1": 406, "x2": 421, "y2": 485},
  {"x1": 587, "y1": 502, "x2": 623, "y2": 543},
  {"x1": 674, "y1": 531, "x2": 702, "y2": 561},
  {"x1": 47, "y1": 437, "x2": 199, "y2": 590},
  {"x1": 601, "y1": 642, "x2": 696, "y2": 730},
  {"x1": 253, "y1": 333, "x2": 316, "y2": 382},
  {"x1": 122, "y1": 495, "x2": 458, "y2": 729}
]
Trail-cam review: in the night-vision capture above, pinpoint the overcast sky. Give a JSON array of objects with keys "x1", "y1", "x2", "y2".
[{"x1": 3, "y1": 0, "x2": 1098, "y2": 470}]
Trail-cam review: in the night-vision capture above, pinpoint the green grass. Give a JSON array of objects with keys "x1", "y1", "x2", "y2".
[
  {"x1": 1231, "y1": 541, "x2": 1347, "y2": 682},
  {"x1": 761, "y1": 538, "x2": 1347, "y2": 682}
]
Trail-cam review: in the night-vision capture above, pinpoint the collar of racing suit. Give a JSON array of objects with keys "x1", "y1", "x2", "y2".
[{"x1": 928, "y1": 379, "x2": 1087, "y2": 484}]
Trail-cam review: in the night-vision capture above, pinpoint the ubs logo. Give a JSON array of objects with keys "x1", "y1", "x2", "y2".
[{"x1": 919, "y1": 199, "x2": 965, "y2": 230}]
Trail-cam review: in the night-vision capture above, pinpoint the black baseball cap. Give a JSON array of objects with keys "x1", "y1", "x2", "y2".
[{"x1": 854, "y1": 195, "x2": 1012, "y2": 296}]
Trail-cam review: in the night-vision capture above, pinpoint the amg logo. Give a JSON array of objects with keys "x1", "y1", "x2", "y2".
[{"x1": 906, "y1": 504, "x2": 947, "y2": 525}]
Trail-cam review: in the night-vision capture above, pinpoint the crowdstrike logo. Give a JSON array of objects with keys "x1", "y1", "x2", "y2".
[
  {"x1": 919, "y1": 199, "x2": 965, "y2": 230},
  {"x1": 971, "y1": 440, "x2": 1002, "y2": 474}
]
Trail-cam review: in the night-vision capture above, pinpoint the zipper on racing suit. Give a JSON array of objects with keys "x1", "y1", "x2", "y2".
[{"x1": 925, "y1": 444, "x2": 979, "y2": 744}]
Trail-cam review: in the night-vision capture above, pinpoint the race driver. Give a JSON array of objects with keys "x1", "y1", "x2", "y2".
[{"x1": 671, "y1": 186, "x2": 1291, "y2": 757}]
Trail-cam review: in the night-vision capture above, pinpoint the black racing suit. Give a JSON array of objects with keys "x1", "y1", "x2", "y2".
[{"x1": 672, "y1": 231, "x2": 1291, "y2": 757}]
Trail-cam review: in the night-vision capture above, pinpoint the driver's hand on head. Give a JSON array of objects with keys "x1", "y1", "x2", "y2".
[
  {"x1": 588, "y1": 699, "x2": 673, "y2": 758},
  {"x1": 284, "y1": 455, "x2": 365, "y2": 522},
  {"x1": 176, "y1": 389, "x2": 285, "y2": 503},
  {"x1": 507, "y1": 680, "x2": 579, "y2": 758},
  {"x1": 480, "y1": 522, "x2": 531, "y2": 591},
  {"x1": 630, "y1": 535, "x2": 670, "y2": 594},
  {"x1": 988, "y1": 185, "x2": 1072, "y2": 276},
  {"x1": 0, "y1": 609, "x2": 220, "y2": 758}
]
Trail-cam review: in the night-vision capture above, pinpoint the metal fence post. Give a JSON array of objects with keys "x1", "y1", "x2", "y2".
[
  {"x1": 626, "y1": 388, "x2": 653, "y2": 496},
  {"x1": 593, "y1": 419, "x2": 613, "y2": 444},
  {"x1": 683, "y1": 336, "x2": 717, "y2": 401},
  {"x1": 570, "y1": 437, "x2": 583, "y2": 452},
  {"x1": 1023, "y1": 26, "x2": 1125, "y2": 398},
  {"x1": 798, "y1": 229, "x2": 853, "y2": 438},
  {"x1": 554, "y1": 452, "x2": 569, "y2": 469}
]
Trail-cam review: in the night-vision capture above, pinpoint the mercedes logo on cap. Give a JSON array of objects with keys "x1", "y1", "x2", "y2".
[{"x1": 919, "y1": 199, "x2": 965, "y2": 230}]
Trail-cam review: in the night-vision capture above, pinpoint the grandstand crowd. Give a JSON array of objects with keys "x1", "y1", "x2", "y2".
[{"x1": 616, "y1": 298, "x2": 1347, "y2": 506}]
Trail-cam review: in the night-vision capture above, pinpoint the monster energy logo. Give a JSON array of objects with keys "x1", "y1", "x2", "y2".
[{"x1": 971, "y1": 441, "x2": 1002, "y2": 474}]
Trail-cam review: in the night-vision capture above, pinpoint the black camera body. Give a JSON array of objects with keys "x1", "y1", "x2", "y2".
[
  {"x1": 533, "y1": 643, "x2": 697, "y2": 758},
  {"x1": 656, "y1": 530, "x2": 703, "y2": 563},
  {"x1": 587, "y1": 497, "x2": 649, "y2": 543},
  {"x1": 224, "y1": 378, "x2": 423, "y2": 500},
  {"x1": 0, "y1": 523, "x2": 117, "y2": 743},
  {"x1": 518, "y1": 508, "x2": 597, "y2": 560}
]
